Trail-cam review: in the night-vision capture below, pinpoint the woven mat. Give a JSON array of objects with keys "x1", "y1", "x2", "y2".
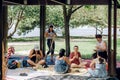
[
  {"x1": 6, "y1": 66, "x2": 110, "y2": 80},
  {"x1": 37, "y1": 65, "x2": 88, "y2": 75}
]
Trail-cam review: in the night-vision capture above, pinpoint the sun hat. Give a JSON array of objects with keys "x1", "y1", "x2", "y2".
[{"x1": 34, "y1": 45, "x2": 39, "y2": 51}]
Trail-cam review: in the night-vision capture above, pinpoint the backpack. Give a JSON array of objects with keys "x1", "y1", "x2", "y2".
[{"x1": 8, "y1": 60, "x2": 17, "y2": 69}]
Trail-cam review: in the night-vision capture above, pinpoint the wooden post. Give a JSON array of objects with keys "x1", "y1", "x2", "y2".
[
  {"x1": 65, "y1": 18, "x2": 70, "y2": 57},
  {"x1": 40, "y1": 5, "x2": 46, "y2": 56},
  {"x1": 3, "y1": 6, "x2": 8, "y2": 53},
  {"x1": 1, "y1": 5, "x2": 8, "y2": 80},
  {"x1": 63, "y1": 6, "x2": 70, "y2": 57},
  {"x1": 112, "y1": 0, "x2": 117, "y2": 76},
  {"x1": 0, "y1": 0, "x2": 3, "y2": 79},
  {"x1": 108, "y1": 0, "x2": 112, "y2": 76}
]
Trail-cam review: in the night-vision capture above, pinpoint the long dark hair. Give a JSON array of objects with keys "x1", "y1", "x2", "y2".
[
  {"x1": 98, "y1": 51, "x2": 104, "y2": 64},
  {"x1": 59, "y1": 48, "x2": 65, "y2": 58},
  {"x1": 99, "y1": 58, "x2": 104, "y2": 64},
  {"x1": 92, "y1": 53, "x2": 97, "y2": 59},
  {"x1": 48, "y1": 25, "x2": 55, "y2": 33},
  {"x1": 95, "y1": 34, "x2": 102, "y2": 38}
]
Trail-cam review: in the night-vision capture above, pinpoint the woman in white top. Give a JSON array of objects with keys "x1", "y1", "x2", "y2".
[
  {"x1": 44, "y1": 25, "x2": 57, "y2": 61},
  {"x1": 93, "y1": 34, "x2": 108, "y2": 61}
]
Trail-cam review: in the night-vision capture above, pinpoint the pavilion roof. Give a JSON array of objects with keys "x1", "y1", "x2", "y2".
[
  {"x1": 3, "y1": 0, "x2": 109, "y2": 5},
  {"x1": 3, "y1": 0, "x2": 120, "y2": 8}
]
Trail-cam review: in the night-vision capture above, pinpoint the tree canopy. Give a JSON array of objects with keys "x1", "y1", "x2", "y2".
[{"x1": 8, "y1": 5, "x2": 120, "y2": 37}]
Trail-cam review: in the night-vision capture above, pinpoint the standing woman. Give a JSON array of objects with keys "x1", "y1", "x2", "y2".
[{"x1": 45, "y1": 25, "x2": 57, "y2": 61}]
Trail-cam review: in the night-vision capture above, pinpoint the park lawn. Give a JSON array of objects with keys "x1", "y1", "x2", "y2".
[{"x1": 8, "y1": 38, "x2": 120, "y2": 60}]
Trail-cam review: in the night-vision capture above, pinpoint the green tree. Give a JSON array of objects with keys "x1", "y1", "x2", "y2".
[
  {"x1": 46, "y1": 6, "x2": 64, "y2": 28},
  {"x1": 8, "y1": 5, "x2": 25, "y2": 38},
  {"x1": 8, "y1": 5, "x2": 120, "y2": 37},
  {"x1": 70, "y1": 5, "x2": 108, "y2": 35},
  {"x1": 62, "y1": 5, "x2": 83, "y2": 56},
  {"x1": 8, "y1": 5, "x2": 40, "y2": 37}
]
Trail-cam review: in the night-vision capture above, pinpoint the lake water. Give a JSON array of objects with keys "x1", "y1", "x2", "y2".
[{"x1": 11, "y1": 26, "x2": 120, "y2": 38}]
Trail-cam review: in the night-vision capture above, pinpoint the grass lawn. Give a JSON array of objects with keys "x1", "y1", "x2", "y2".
[{"x1": 8, "y1": 37, "x2": 120, "y2": 61}]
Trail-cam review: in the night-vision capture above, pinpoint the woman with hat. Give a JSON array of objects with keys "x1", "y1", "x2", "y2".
[{"x1": 27, "y1": 45, "x2": 47, "y2": 69}]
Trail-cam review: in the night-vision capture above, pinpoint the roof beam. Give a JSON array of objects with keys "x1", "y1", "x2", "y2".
[
  {"x1": 70, "y1": 0, "x2": 109, "y2": 5},
  {"x1": 50, "y1": 0, "x2": 66, "y2": 5},
  {"x1": 3, "y1": 0, "x2": 25, "y2": 5},
  {"x1": 3, "y1": 0, "x2": 109, "y2": 5},
  {"x1": 3, "y1": 1, "x2": 21, "y2": 5}
]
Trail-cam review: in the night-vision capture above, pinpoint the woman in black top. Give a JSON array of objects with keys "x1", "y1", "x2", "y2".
[{"x1": 27, "y1": 45, "x2": 47, "y2": 69}]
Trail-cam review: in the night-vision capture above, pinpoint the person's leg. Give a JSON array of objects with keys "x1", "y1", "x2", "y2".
[
  {"x1": 37, "y1": 60, "x2": 45, "y2": 65},
  {"x1": 71, "y1": 63, "x2": 80, "y2": 68},
  {"x1": 47, "y1": 50, "x2": 50, "y2": 55},
  {"x1": 104, "y1": 51, "x2": 108, "y2": 61},
  {"x1": 45, "y1": 39, "x2": 51, "y2": 60},
  {"x1": 71, "y1": 63, "x2": 86, "y2": 68},
  {"x1": 35, "y1": 60, "x2": 46, "y2": 69},
  {"x1": 79, "y1": 62, "x2": 87, "y2": 68},
  {"x1": 51, "y1": 50, "x2": 54, "y2": 61},
  {"x1": 27, "y1": 59, "x2": 36, "y2": 67},
  {"x1": 47, "y1": 39, "x2": 51, "y2": 55},
  {"x1": 100, "y1": 51, "x2": 108, "y2": 61},
  {"x1": 51, "y1": 41, "x2": 55, "y2": 61}
]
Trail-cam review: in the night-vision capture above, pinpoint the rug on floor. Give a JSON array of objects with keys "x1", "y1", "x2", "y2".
[
  {"x1": 28, "y1": 75, "x2": 90, "y2": 80},
  {"x1": 27, "y1": 75, "x2": 110, "y2": 80}
]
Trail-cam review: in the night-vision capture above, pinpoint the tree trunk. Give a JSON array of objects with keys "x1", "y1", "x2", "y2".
[
  {"x1": 96, "y1": 27, "x2": 97, "y2": 35},
  {"x1": 65, "y1": 17, "x2": 70, "y2": 57},
  {"x1": 40, "y1": 5, "x2": 46, "y2": 56},
  {"x1": 96, "y1": 27, "x2": 103, "y2": 35},
  {"x1": 3, "y1": 6, "x2": 8, "y2": 53},
  {"x1": 63, "y1": 6, "x2": 70, "y2": 57},
  {"x1": 7, "y1": 10, "x2": 24, "y2": 38},
  {"x1": 0, "y1": 1, "x2": 3, "y2": 79},
  {"x1": 100, "y1": 28, "x2": 103, "y2": 35}
]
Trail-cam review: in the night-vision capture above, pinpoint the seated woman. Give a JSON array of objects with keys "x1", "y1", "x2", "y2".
[
  {"x1": 27, "y1": 45, "x2": 47, "y2": 69},
  {"x1": 70, "y1": 46, "x2": 86, "y2": 68},
  {"x1": 54, "y1": 48, "x2": 70, "y2": 74},
  {"x1": 88, "y1": 51, "x2": 108, "y2": 78},
  {"x1": 93, "y1": 34, "x2": 108, "y2": 61}
]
